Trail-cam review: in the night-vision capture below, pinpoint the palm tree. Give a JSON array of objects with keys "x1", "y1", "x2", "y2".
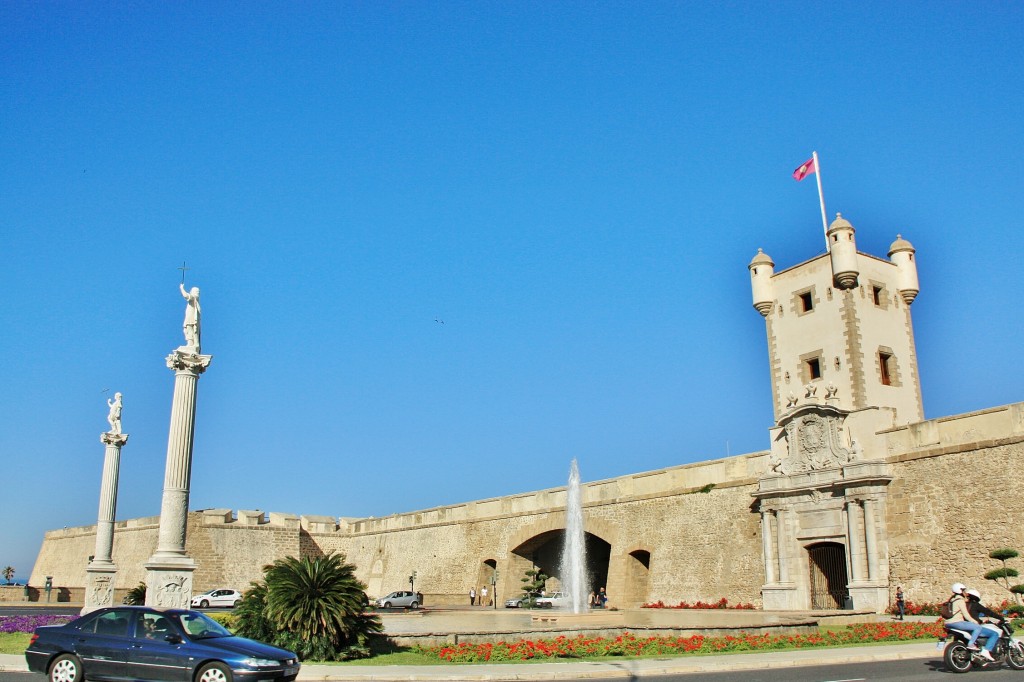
[
  {"x1": 123, "y1": 582, "x2": 146, "y2": 605},
  {"x1": 237, "y1": 553, "x2": 381, "y2": 660},
  {"x1": 2, "y1": 566, "x2": 14, "y2": 585}
]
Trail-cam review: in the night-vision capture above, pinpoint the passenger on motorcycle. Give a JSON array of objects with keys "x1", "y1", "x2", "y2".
[
  {"x1": 965, "y1": 588, "x2": 1005, "y2": 661},
  {"x1": 946, "y1": 583, "x2": 987, "y2": 657}
]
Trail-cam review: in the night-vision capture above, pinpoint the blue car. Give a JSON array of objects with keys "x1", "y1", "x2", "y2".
[{"x1": 26, "y1": 606, "x2": 300, "y2": 682}]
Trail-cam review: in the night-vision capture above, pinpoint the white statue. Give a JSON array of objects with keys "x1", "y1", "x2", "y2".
[
  {"x1": 106, "y1": 392, "x2": 123, "y2": 434},
  {"x1": 179, "y1": 283, "x2": 201, "y2": 351}
]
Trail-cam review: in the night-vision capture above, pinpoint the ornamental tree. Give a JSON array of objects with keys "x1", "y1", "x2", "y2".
[{"x1": 985, "y1": 548, "x2": 1024, "y2": 603}]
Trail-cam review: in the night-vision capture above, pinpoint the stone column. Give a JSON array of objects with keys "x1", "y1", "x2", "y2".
[
  {"x1": 775, "y1": 508, "x2": 790, "y2": 583},
  {"x1": 760, "y1": 509, "x2": 777, "y2": 584},
  {"x1": 83, "y1": 431, "x2": 129, "y2": 614},
  {"x1": 145, "y1": 349, "x2": 212, "y2": 608},
  {"x1": 846, "y1": 498, "x2": 864, "y2": 582},
  {"x1": 863, "y1": 497, "x2": 879, "y2": 581}
]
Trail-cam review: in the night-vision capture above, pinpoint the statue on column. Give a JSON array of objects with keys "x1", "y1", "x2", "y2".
[
  {"x1": 106, "y1": 392, "x2": 123, "y2": 435},
  {"x1": 179, "y1": 283, "x2": 201, "y2": 352}
]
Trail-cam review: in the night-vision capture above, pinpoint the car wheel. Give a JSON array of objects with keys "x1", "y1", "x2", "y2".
[
  {"x1": 383, "y1": 601, "x2": 392, "y2": 608},
  {"x1": 233, "y1": 599, "x2": 241, "y2": 607},
  {"x1": 409, "y1": 601, "x2": 419, "y2": 609},
  {"x1": 200, "y1": 599, "x2": 210, "y2": 608},
  {"x1": 49, "y1": 654, "x2": 82, "y2": 682},
  {"x1": 196, "y1": 661, "x2": 232, "y2": 682}
]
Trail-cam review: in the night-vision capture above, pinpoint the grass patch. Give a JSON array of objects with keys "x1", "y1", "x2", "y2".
[{"x1": 0, "y1": 633, "x2": 29, "y2": 655}]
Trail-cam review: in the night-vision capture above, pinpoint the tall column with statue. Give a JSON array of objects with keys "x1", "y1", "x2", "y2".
[
  {"x1": 83, "y1": 393, "x2": 128, "y2": 614},
  {"x1": 145, "y1": 280, "x2": 212, "y2": 607}
]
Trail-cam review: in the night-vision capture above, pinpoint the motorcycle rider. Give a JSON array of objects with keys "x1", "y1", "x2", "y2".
[
  {"x1": 946, "y1": 583, "x2": 986, "y2": 655},
  {"x1": 965, "y1": 588, "x2": 1004, "y2": 662}
]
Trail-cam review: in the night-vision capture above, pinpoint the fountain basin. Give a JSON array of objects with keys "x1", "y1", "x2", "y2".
[{"x1": 530, "y1": 610, "x2": 626, "y2": 626}]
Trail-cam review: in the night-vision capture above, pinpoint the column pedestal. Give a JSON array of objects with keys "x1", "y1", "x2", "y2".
[{"x1": 145, "y1": 348, "x2": 211, "y2": 608}]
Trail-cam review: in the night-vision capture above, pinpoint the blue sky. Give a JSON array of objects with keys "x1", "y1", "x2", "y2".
[{"x1": 2, "y1": 2, "x2": 1022, "y2": 581}]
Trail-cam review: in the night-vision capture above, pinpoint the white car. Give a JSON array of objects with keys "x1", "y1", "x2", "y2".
[
  {"x1": 190, "y1": 588, "x2": 242, "y2": 608},
  {"x1": 534, "y1": 591, "x2": 570, "y2": 608},
  {"x1": 374, "y1": 591, "x2": 421, "y2": 609}
]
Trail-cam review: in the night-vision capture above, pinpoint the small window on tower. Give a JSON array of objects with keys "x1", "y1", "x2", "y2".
[
  {"x1": 872, "y1": 285, "x2": 883, "y2": 306},
  {"x1": 879, "y1": 352, "x2": 893, "y2": 385},
  {"x1": 799, "y1": 292, "x2": 814, "y2": 312},
  {"x1": 806, "y1": 358, "x2": 822, "y2": 380}
]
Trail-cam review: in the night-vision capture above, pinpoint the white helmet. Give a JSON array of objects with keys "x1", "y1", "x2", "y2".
[
  {"x1": 966, "y1": 589, "x2": 981, "y2": 600},
  {"x1": 952, "y1": 582, "x2": 966, "y2": 594}
]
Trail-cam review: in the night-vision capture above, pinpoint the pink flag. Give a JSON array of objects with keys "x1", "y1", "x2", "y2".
[{"x1": 793, "y1": 157, "x2": 816, "y2": 181}]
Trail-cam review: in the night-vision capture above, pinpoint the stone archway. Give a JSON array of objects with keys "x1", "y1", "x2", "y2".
[
  {"x1": 622, "y1": 548, "x2": 652, "y2": 606},
  {"x1": 507, "y1": 530, "x2": 612, "y2": 599}
]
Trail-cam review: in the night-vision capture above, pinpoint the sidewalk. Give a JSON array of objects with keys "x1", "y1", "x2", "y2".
[{"x1": 0, "y1": 641, "x2": 940, "y2": 680}]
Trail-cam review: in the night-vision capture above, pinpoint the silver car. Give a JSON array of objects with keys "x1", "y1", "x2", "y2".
[{"x1": 374, "y1": 591, "x2": 421, "y2": 609}]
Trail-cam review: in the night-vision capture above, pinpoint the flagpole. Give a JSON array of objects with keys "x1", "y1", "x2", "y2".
[{"x1": 813, "y1": 151, "x2": 829, "y2": 251}]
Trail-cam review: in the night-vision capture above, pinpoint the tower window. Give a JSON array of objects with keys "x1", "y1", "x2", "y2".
[
  {"x1": 879, "y1": 352, "x2": 893, "y2": 385},
  {"x1": 806, "y1": 358, "x2": 821, "y2": 380},
  {"x1": 799, "y1": 292, "x2": 813, "y2": 312},
  {"x1": 872, "y1": 286, "x2": 883, "y2": 306}
]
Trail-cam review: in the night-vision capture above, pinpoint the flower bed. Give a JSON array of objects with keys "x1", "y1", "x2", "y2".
[
  {"x1": 642, "y1": 598, "x2": 756, "y2": 609},
  {"x1": 0, "y1": 614, "x2": 73, "y2": 634},
  {"x1": 414, "y1": 621, "x2": 946, "y2": 663}
]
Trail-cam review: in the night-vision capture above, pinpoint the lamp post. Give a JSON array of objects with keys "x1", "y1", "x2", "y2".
[{"x1": 491, "y1": 570, "x2": 499, "y2": 610}]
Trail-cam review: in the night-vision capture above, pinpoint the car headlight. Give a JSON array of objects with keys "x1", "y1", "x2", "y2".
[{"x1": 240, "y1": 658, "x2": 280, "y2": 668}]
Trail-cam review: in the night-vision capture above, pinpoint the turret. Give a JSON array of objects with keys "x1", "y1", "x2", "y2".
[
  {"x1": 748, "y1": 248, "x2": 775, "y2": 317},
  {"x1": 826, "y1": 213, "x2": 859, "y2": 289},
  {"x1": 888, "y1": 234, "x2": 919, "y2": 304}
]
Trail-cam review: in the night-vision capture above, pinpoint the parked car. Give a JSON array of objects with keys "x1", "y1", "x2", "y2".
[
  {"x1": 374, "y1": 591, "x2": 420, "y2": 609},
  {"x1": 25, "y1": 605, "x2": 299, "y2": 682},
  {"x1": 504, "y1": 596, "x2": 525, "y2": 608},
  {"x1": 190, "y1": 588, "x2": 242, "y2": 608},
  {"x1": 534, "y1": 591, "x2": 570, "y2": 608}
]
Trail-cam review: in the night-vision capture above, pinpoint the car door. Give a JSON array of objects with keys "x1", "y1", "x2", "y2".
[
  {"x1": 211, "y1": 590, "x2": 234, "y2": 607},
  {"x1": 125, "y1": 611, "x2": 191, "y2": 682},
  {"x1": 71, "y1": 609, "x2": 133, "y2": 680}
]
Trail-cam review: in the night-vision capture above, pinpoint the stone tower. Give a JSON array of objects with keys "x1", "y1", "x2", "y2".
[
  {"x1": 748, "y1": 214, "x2": 923, "y2": 424},
  {"x1": 749, "y1": 214, "x2": 922, "y2": 612}
]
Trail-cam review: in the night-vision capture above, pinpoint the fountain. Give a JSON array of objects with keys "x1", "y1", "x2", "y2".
[
  {"x1": 560, "y1": 458, "x2": 589, "y2": 613},
  {"x1": 531, "y1": 458, "x2": 623, "y2": 626}
]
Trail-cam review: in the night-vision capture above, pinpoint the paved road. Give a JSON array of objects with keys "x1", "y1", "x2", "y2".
[{"x1": 4, "y1": 658, "x2": 1024, "y2": 682}]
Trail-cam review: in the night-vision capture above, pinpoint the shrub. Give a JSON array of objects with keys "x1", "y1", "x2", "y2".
[{"x1": 233, "y1": 553, "x2": 382, "y2": 661}]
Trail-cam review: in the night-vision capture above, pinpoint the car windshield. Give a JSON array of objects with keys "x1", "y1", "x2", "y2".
[{"x1": 176, "y1": 611, "x2": 232, "y2": 639}]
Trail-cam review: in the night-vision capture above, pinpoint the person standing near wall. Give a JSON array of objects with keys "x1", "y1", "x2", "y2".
[
  {"x1": 895, "y1": 586, "x2": 905, "y2": 620},
  {"x1": 469, "y1": 587, "x2": 476, "y2": 606},
  {"x1": 481, "y1": 585, "x2": 488, "y2": 606}
]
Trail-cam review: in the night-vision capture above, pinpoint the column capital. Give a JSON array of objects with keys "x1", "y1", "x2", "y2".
[
  {"x1": 101, "y1": 432, "x2": 129, "y2": 447},
  {"x1": 166, "y1": 350, "x2": 213, "y2": 374}
]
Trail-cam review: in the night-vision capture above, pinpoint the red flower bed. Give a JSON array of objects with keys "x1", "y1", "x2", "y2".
[
  {"x1": 414, "y1": 621, "x2": 946, "y2": 662},
  {"x1": 642, "y1": 597, "x2": 756, "y2": 610}
]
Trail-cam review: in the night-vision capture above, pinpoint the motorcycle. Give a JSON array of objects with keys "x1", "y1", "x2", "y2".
[{"x1": 940, "y1": 619, "x2": 1024, "y2": 673}]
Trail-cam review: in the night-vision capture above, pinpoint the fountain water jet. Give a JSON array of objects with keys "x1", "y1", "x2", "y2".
[{"x1": 559, "y1": 458, "x2": 589, "y2": 613}]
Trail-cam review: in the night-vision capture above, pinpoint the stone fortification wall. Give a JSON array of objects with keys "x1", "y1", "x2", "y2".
[
  {"x1": 27, "y1": 401, "x2": 1024, "y2": 609},
  {"x1": 883, "y1": 403, "x2": 1024, "y2": 606}
]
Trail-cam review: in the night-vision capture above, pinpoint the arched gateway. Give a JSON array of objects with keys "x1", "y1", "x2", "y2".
[{"x1": 507, "y1": 530, "x2": 612, "y2": 598}]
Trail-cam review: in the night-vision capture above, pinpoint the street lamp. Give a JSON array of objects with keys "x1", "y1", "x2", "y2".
[{"x1": 491, "y1": 570, "x2": 499, "y2": 610}]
